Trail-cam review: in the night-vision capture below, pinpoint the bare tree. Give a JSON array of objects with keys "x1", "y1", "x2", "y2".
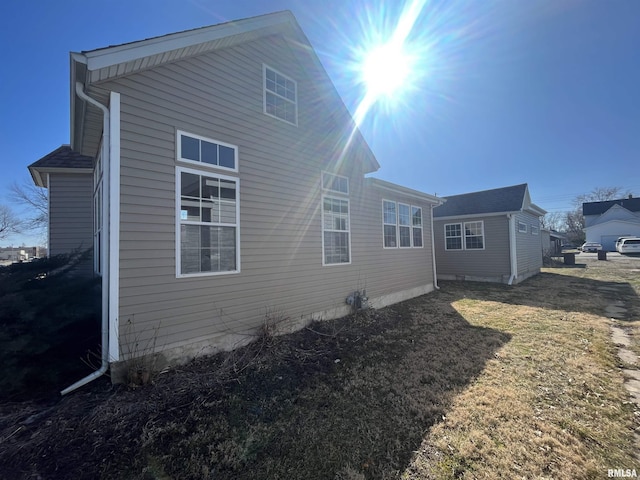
[
  {"x1": 540, "y1": 211, "x2": 566, "y2": 232},
  {"x1": 10, "y1": 180, "x2": 48, "y2": 233},
  {"x1": 0, "y1": 204, "x2": 21, "y2": 240},
  {"x1": 564, "y1": 186, "x2": 631, "y2": 245}
]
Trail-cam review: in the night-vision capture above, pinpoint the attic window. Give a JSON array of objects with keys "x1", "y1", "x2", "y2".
[{"x1": 264, "y1": 65, "x2": 297, "y2": 126}]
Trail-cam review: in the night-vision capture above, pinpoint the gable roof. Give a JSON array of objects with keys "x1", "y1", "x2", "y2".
[
  {"x1": 70, "y1": 11, "x2": 380, "y2": 173},
  {"x1": 434, "y1": 184, "x2": 545, "y2": 218},
  {"x1": 28, "y1": 145, "x2": 93, "y2": 187},
  {"x1": 366, "y1": 178, "x2": 443, "y2": 204},
  {"x1": 583, "y1": 197, "x2": 640, "y2": 216}
]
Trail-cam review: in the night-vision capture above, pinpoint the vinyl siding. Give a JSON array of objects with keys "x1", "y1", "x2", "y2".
[
  {"x1": 515, "y1": 211, "x2": 542, "y2": 279},
  {"x1": 48, "y1": 173, "x2": 94, "y2": 275},
  {"x1": 97, "y1": 34, "x2": 433, "y2": 355},
  {"x1": 433, "y1": 215, "x2": 511, "y2": 281}
]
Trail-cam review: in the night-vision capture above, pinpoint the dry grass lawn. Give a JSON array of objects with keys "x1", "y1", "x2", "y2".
[{"x1": 0, "y1": 255, "x2": 638, "y2": 479}]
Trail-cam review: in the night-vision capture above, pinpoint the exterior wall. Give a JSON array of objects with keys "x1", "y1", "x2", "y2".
[
  {"x1": 97, "y1": 34, "x2": 435, "y2": 367},
  {"x1": 586, "y1": 220, "x2": 640, "y2": 251},
  {"x1": 514, "y1": 211, "x2": 542, "y2": 283},
  {"x1": 433, "y1": 215, "x2": 511, "y2": 283},
  {"x1": 48, "y1": 173, "x2": 93, "y2": 275}
]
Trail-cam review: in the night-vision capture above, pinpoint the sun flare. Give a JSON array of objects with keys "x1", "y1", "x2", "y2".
[{"x1": 361, "y1": 41, "x2": 413, "y2": 98}]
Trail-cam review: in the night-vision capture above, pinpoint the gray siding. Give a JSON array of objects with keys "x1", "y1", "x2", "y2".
[
  {"x1": 48, "y1": 173, "x2": 93, "y2": 275},
  {"x1": 515, "y1": 211, "x2": 543, "y2": 280},
  {"x1": 98, "y1": 35, "x2": 434, "y2": 355},
  {"x1": 434, "y1": 215, "x2": 511, "y2": 282}
]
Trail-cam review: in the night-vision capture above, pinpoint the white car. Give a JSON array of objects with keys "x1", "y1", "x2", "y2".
[
  {"x1": 580, "y1": 242, "x2": 602, "y2": 253},
  {"x1": 617, "y1": 238, "x2": 640, "y2": 254}
]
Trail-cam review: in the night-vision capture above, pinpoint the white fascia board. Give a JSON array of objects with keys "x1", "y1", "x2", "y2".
[
  {"x1": 434, "y1": 211, "x2": 515, "y2": 222},
  {"x1": 366, "y1": 178, "x2": 442, "y2": 204},
  {"x1": 79, "y1": 12, "x2": 293, "y2": 71}
]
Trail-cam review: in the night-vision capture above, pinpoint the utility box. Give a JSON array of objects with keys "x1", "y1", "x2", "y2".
[{"x1": 597, "y1": 250, "x2": 607, "y2": 261}]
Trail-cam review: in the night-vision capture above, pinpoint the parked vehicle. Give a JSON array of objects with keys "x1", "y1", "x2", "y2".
[
  {"x1": 617, "y1": 238, "x2": 640, "y2": 254},
  {"x1": 581, "y1": 242, "x2": 602, "y2": 253},
  {"x1": 615, "y1": 237, "x2": 632, "y2": 252}
]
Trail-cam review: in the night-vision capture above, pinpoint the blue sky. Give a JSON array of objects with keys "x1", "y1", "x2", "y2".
[{"x1": 1, "y1": 0, "x2": 639, "y2": 246}]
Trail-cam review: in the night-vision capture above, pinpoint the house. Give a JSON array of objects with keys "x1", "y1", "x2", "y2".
[
  {"x1": 28, "y1": 11, "x2": 443, "y2": 390},
  {"x1": 433, "y1": 184, "x2": 546, "y2": 285},
  {"x1": 541, "y1": 229, "x2": 565, "y2": 257},
  {"x1": 583, "y1": 195, "x2": 640, "y2": 251}
]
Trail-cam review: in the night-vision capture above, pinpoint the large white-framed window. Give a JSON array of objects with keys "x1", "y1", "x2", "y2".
[
  {"x1": 445, "y1": 221, "x2": 485, "y2": 250},
  {"x1": 383, "y1": 200, "x2": 424, "y2": 248},
  {"x1": 445, "y1": 223, "x2": 463, "y2": 250},
  {"x1": 177, "y1": 130, "x2": 237, "y2": 172},
  {"x1": 176, "y1": 165, "x2": 240, "y2": 277},
  {"x1": 383, "y1": 200, "x2": 397, "y2": 248},
  {"x1": 322, "y1": 196, "x2": 350, "y2": 265},
  {"x1": 464, "y1": 221, "x2": 484, "y2": 250},
  {"x1": 263, "y1": 64, "x2": 297, "y2": 126}
]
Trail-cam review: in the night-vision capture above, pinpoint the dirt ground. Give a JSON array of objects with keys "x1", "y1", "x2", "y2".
[{"x1": 0, "y1": 254, "x2": 638, "y2": 479}]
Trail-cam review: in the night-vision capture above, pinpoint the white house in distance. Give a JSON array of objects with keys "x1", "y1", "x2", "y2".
[
  {"x1": 583, "y1": 195, "x2": 640, "y2": 251},
  {"x1": 28, "y1": 11, "x2": 444, "y2": 390}
]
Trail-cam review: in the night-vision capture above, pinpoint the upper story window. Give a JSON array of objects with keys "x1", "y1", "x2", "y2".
[
  {"x1": 263, "y1": 65, "x2": 297, "y2": 126},
  {"x1": 178, "y1": 130, "x2": 237, "y2": 172},
  {"x1": 531, "y1": 225, "x2": 539, "y2": 235},
  {"x1": 383, "y1": 200, "x2": 423, "y2": 249},
  {"x1": 322, "y1": 172, "x2": 349, "y2": 195}
]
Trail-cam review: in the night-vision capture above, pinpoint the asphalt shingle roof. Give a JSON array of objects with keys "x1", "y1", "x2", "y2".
[
  {"x1": 434, "y1": 184, "x2": 527, "y2": 218},
  {"x1": 29, "y1": 145, "x2": 93, "y2": 169},
  {"x1": 583, "y1": 197, "x2": 640, "y2": 215}
]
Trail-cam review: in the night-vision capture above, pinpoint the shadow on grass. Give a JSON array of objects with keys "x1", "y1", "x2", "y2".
[{"x1": 0, "y1": 292, "x2": 510, "y2": 480}]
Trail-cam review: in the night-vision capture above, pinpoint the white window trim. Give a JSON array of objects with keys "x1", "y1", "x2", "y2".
[
  {"x1": 398, "y1": 202, "x2": 412, "y2": 249},
  {"x1": 464, "y1": 220, "x2": 485, "y2": 251},
  {"x1": 412, "y1": 206, "x2": 424, "y2": 248},
  {"x1": 176, "y1": 130, "x2": 238, "y2": 173},
  {"x1": 444, "y1": 222, "x2": 463, "y2": 251},
  {"x1": 518, "y1": 221, "x2": 527, "y2": 233},
  {"x1": 263, "y1": 64, "x2": 298, "y2": 126},
  {"x1": 321, "y1": 171, "x2": 349, "y2": 195},
  {"x1": 531, "y1": 225, "x2": 539, "y2": 235},
  {"x1": 382, "y1": 199, "x2": 398, "y2": 249},
  {"x1": 322, "y1": 194, "x2": 351, "y2": 266},
  {"x1": 445, "y1": 221, "x2": 485, "y2": 251},
  {"x1": 175, "y1": 165, "x2": 241, "y2": 278}
]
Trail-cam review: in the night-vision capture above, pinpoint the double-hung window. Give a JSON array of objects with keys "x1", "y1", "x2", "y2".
[
  {"x1": 264, "y1": 65, "x2": 297, "y2": 126},
  {"x1": 445, "y1": 221, "x2": 484, "y2": 250},
  {"x1": 177, "y1": 132, "x2": 239, "y2": 277},
  {"x1": 322, "y1": 173, "x2": 350, "y2": 265},
  {"x1": 383, "y1": 200, "x2": 423, "y2": 248}
]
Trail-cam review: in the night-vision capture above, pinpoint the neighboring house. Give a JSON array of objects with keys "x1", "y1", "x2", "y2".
[
  {"x1": 583, "y1": 196, "x2": 640, "y2": 251},
  {"x1": 541, "y1": 229, "x2": 565, "y2": 256},
  {"x1": 28, "y1": 11, "x2": 443, "y2": 389},
  {"x1": 433, "y1": 184, "x2": 546, "y2": 285}
]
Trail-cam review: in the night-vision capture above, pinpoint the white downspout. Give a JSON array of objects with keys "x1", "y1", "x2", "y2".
[
  {"x1": 430, "y1": 203, "x2": 440, "y2": 290},
  {"x1": 507, "y1": 214, "x2": 518, "y2": 285},
  {"x1": 61, "y1": 82, "x2": 111, "y2": 395}
]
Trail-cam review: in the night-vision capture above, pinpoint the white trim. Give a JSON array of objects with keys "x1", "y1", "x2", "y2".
[
  {"x1": 367, "y1": 178, "x2": 442, "y2": 204},
  {"x1": 464, "y1": 220, "x2": 485, "y2": 251},
  {"x1": 46, "y1": 173, "x2": 51, "y2": 252},
  {"x1": 321, "y1": 194, "x2": 351, "y2": 266},
  {"x1": 531, "y1": 225, "x2": 539, "y2": 235},
  {"x1": 108, "y1": 91, "x2": 120, "y2": 362},
  {"x1": 321, "y1": 171, "x2": 349, "y2": 195},
  {"x1": 398, "y1": 202, "x2": 412, "y2": 248},
  {"x1": 78, "y1": 13, "x2": 296, "y2": 71},
  {"x1": 176, "y1": 129, "x2": 238, "y2": 173},
  {"x1": 444, "y1": 222, "x2": 463, "y2": 251},
  {"x1": 518, "y1": 220, "x2": 528, "y2": 233},
  {"x1": 263, "y1": 63, "x2": 298, "y2": 126},
  {"x1": 444, "y1": 221, "x2": 485, "y2": 251},
  {"x1": 435, "y1": 211, "x2": 516, "y2": 222},
  {"x1": 382, "y1": 199, "x2": 398, "y2": 249},
  {"x1": 411, "y1": 205, "x2": 424, "y2": 248},
  {"x1": 175, "y1": 165, "x2": 241, "y2": 277}
]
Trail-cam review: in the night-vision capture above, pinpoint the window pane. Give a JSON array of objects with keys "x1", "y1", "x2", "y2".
[
  {"x1": 181, "y1": 135, "x2": 200, "y2": 161},
  {"x1": 384, "y1": 224, "x2": 397, "y2": 247},
  {"x1": 202, "y1": 177, "x2": 219, "y2": 199},
  {"x1": 399, "y1": 204, "x2": 410, "y2": 226},
  {"x1": 412, "y1": 207, "x2": 422, "y2": 227},
  {"x1": 181, "y1": 224, "x2": 201, "y2": 274},
  {"x1": 399, "y1": 226, "x2": 411, "y2": 247},
  {"x1": 219, "y1": 145, "x2": 235, "y2": 169},
  {"x1": 324, "y1": 232, "x2": 349, "y2": 264},
  {"x1": 220, "y1": 179, "x2": 236, "y2": 200},
  {"x1": 181, "y1": 172, "x2": 200, "y2": 198},
  {"x1": 413, "y1": 227, "x2": 423, "y2": 247},
  {"x1": 201, "y1": 140, "x2": 218, "y2": 165},
  {"x1": 383, "y1": 201, "x2": 396, "y2": 224},
  {"x1": 446, "y1": 237, "x2": 462, "y2": 250}
]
